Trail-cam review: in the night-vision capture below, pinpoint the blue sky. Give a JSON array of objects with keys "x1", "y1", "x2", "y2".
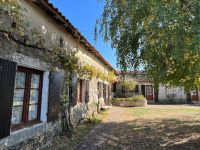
[{"x1": 49, "y1": 0, "x2": 117, "y2": 69}]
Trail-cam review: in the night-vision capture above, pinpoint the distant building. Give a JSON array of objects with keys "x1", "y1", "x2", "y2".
[{"x1": 114, "y1": 71, "x2": 199, "y2": 104}]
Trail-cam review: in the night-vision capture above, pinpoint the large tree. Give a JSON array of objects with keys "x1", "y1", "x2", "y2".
[{"x1": 96, "y1": 0, "x2": 200, "y2": 91}]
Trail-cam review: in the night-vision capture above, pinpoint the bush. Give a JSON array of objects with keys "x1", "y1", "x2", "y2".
[
  {"x1": 112, "y1": 95, "x2": 147, "y2": 107},
  {"x1": 114, "y1": 92, "x2": 135, "y2": 98},
  {"x1": 121, "y1": 80, "x2": 138, "y2": 91},
  {"x1": 112, "y1": 95, "x2": 146, "y2": 102}
]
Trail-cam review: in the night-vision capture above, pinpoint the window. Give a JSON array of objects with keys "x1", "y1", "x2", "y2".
[
  {"x1": 146, "y1": 85, "x2": 153, "y2": 96},
  {"x1": 191, "y1": 90, "x2": 198, "y2": 101},
  {"x1": 68, "y1": 85, "x2": 73, "y2": 103},
  {"x1": 191, "y1": 91, "x2": 197, "y2": 96},
  {"x1": 97, "y1": 82, "x2": 103, "y2": 99},
  {"x1": 77, "y1": 79, "x2": 83, "y2": 103},
  {"x1": 112, "y1": 83, "x2": 116, "y2": 92},
  {"x1": 85, "y1": 80, "x2": 89, "y2": 103},
  {"x1": 11, "y1": 67, "x2": 43, "y2": 128},
  {"x1": 11, "y1": 21, "x2": 17, "y2": 28},
  {"x1": 135, "y1": 85, "x2": 139, "y2": 94},
  {"x1": 60, "y1": 37, "x2": 64, "y2": 48},
  {"x1": 103, "y1": 84, "x2": 107, "y2": 100},
  {"x1": 98, "y1": 82, "x2": 100, "y2": 98},
  {"x1": 76, "y1": 79, "x2": 90, "y2": 104}
]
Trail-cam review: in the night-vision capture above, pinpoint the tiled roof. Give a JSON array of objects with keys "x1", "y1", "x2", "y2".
[
  {"x1": 32, "y1": 0, "x2": 117, "y2": 74},
  {"x1": 116, "y1": 70, "x2": 150, "y2": 82},
  {"x1": 116, "y1": 70, "x2": 145, "y2": 75}
]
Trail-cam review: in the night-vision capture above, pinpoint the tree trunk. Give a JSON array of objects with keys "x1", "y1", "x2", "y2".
[
  {"x1": 186, "y1": 92, "x2": 191, "y2": 104},
  {"x1": 154, "y1": 83, "x2": 159, "y2": 103},
  {"x1": 196, "y1": 87, "x2": 200, "y2": 105}
]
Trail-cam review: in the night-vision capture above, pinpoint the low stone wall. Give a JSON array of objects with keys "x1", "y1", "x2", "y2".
[
  {"x1": 112, "y1": 100, "x2": 147, "y2": 107},
  {"x1": 0, "y1": 122, "x2": 60, "y2": 150},
  {"x1": 71, "y1": 101, "x2": 99, "y2": 126}
]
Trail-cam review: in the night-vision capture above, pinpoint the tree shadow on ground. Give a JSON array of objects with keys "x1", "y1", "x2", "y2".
[{"x1": 76, "y1": 118, "x2": 200, "y2": 150}]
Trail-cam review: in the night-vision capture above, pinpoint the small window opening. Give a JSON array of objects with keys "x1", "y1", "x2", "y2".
[
  {"x1": 11, "y1": 21, "x2": 17, "y2": 29},
  {"x1": 60, "y1": 37, "x2": 64, "y2": 48}
]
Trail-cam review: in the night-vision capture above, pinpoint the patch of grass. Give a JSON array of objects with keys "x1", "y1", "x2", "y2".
[
  {"x1": 85, "y1": 110, "x2": 109, "y2": 124},
  {"x1": 129, "y1": 107, "x2": 200, "y2": 118}
]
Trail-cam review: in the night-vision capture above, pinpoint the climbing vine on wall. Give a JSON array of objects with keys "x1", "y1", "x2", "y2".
[
  {"x1": 0, "y1": 1, "x2": 116, "y2": 135},
  {"x1": 79, "y1": 64, "x2": 116, "y2": 83},
  {"x1": 0, "y1": 1, "x2": 116, "y2": 83},
  {"x1": 0, "y1": 0, "x2": 79, "y2": 135}
]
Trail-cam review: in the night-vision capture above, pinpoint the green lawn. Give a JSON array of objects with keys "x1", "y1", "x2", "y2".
[{"x1": 129, "y1": 107, "x2": 200, "y2": 118}]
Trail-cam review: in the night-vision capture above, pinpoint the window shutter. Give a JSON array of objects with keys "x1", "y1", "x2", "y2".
[
  {"x1": 71, "y1": 79, "x2": 78, "y2": 107},
  {"x1": 47, "y1": 72, "x2": 61, "y2": 122},
  {"x1": 108, "y1": 85, "x2": 111, "y2": 101},
  {"x1": 105, "y1": 85, "x2": 109, "y2": 105},
  {"x1": 76, "y1": 79, "x2": 80, "y2": 104},
  {"x1": 85, "y1": 80, "x2": 89, "y2": 103},
  {"x1": 97, "y1": 82, "x2": 100, "y2": 99},
  {"x1": 0, "y1": 58, "x2": 17, "y2": 139},
  {"x1": 103, "y1": 83, "x2": 106, "y2": 100},
  {"x1": 69, "y1": 85, "x2": 73, "y2": 105},
  {"x1": 154, "y1": 85, "x2": 159, "y2": 103}
]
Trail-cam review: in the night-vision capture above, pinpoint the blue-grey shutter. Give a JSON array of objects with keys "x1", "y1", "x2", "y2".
[
  {"x1": 0, "y1": 58, "x2": 17, "y2": 139},
  {"x1": 47, "y1": 72, "x2": 61, "y2": 122}
]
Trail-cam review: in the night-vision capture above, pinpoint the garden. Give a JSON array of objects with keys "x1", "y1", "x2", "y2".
[{"x1": 112, "y1": 80, "x2": 147, "y2": 107}]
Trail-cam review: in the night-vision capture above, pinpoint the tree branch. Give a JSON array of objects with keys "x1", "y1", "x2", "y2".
[{"x1": 0, "y1": 29, "x2": 63, "y2": 59}]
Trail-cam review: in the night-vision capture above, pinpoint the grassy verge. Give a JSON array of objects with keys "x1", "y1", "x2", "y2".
[{"x1": 129, "y1": 107, "x2": 200, "y2": 118}]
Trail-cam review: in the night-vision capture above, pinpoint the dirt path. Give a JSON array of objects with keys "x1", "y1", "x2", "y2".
[
  {"x1": 75, "y1": 105, "x2": 200, "y2": 150},
  {"x1": 75, "y1": 107, "x2": 131, "y2": 150}
]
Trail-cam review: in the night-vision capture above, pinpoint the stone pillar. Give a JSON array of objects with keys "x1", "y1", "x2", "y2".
[
  {"x1": 139, "y1": 84, "x2": 141, "y2": 95},
  {"x1": 152, "y1": 85, "x2": 155, "y2": 103}
]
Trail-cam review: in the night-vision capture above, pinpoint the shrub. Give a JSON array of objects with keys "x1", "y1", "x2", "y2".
[
  {"x1": 112, "y1": 95, "x2": 146, "y2": 102},
  {"x1": 121, "y1": 80, "x2": 138, "y2": 92}
]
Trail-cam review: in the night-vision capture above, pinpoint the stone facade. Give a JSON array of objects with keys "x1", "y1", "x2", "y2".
[
  {"x1": 115, "y1": 71, "x2": 197, "y2": 104},
  {"x1": 0, "y1": 1, "x2": 115, "y2": 149},
  {"x1": 114, "y1": 71, "x2": 154, "y2": 102},
  {"x1": 0, "y1": 122, "x2": 59, "y2": 149},
  {"x1": 158, "y1": 86, "x2": 187, "y2": 103}
]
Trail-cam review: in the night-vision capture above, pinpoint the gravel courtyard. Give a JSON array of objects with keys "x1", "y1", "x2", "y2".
[{"x1": 75, "y1": 105, "x2": 200, "y2": 150}]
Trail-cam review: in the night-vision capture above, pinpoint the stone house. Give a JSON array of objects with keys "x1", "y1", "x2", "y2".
[
  {"x1": 113, "y1": 71, "x2": 154, "y2": 102},
  {"x1": 114, "y1": 71, "x2": 198, "y2": 104},
  {"x1": 0, "y1": 0, "x2": 116, "y2": 148}
]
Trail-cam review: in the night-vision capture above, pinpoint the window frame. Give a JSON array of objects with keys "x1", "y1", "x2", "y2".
[
  {"x1": 77, "y1": 79, "x2": 83, "y2": 103},
  {"x1": 146, "y1": 85, "x2": 153, "y2": 96},
  {"x1": 11, "y1": 66, "x2": 43, "y2": 131},
  {"x1": 85, "y1": 80, "x2": 89, "y2": 103},
  {"x1": 97, "y1": 82, "x2": 101, "y2": 99}
]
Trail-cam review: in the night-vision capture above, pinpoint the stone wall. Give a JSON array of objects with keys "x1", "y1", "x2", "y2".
[
  {"x1": 19, "y1": 1, "x2": 112, "y2": 125},
  {"x1": 158, "y1": 86, "x2": 187, "y2": 103},
  {"x1": 0, "y1": 122, "x2": 59, "y2": 150},
  {"x1": 0, "y1": 1, "x2": 114, "y2": 148},
  {"x1": 0, "y1": 31, "x2": 62, "y2": 147},
  {"x1": 21, "y1": 1, "x2": 111, "y2": 74}
]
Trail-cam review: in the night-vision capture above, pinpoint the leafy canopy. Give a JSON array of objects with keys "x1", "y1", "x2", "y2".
[
  {"x1": 121, "y1": 80, "x2": 137, "y2": 91},
  {"x1": 96, "y1": 0, "x2": 200, "y2": 91}
]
